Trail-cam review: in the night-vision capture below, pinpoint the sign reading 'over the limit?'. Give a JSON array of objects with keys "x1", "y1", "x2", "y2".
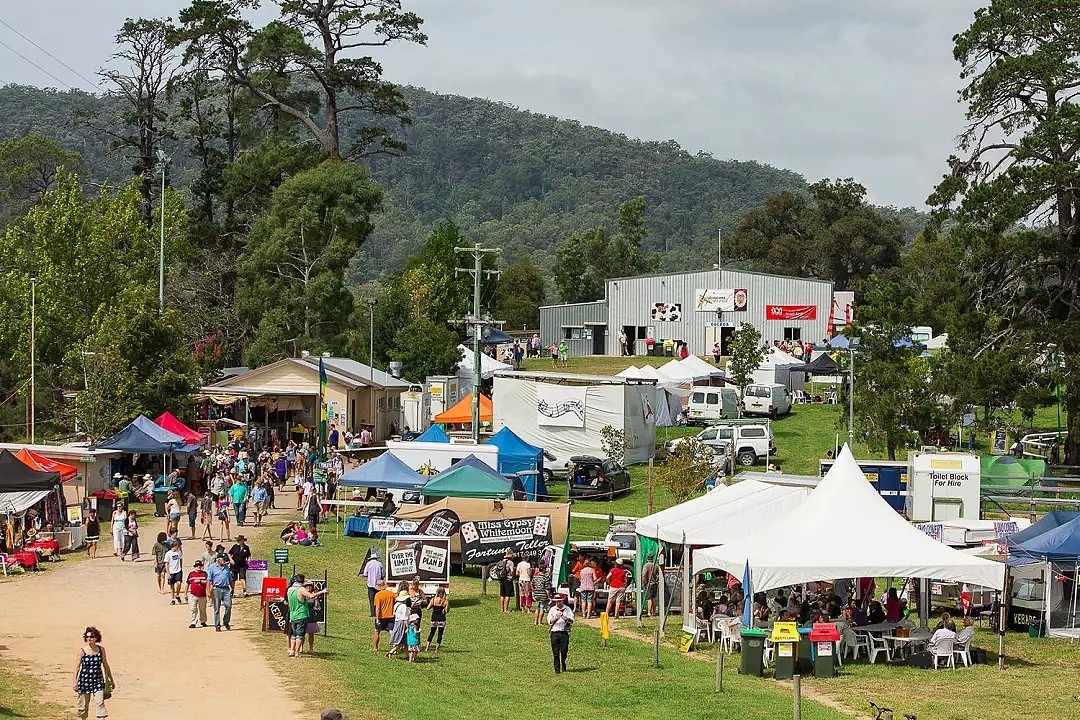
[
  {"x1": 386, "y1": 535, "x2": 452, "y2": 584},
  {"x1": 459, "y1": 516, "x2": 552, "y2": 564}
]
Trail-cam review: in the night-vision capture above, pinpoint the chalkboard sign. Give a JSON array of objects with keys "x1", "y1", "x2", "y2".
[
  {"x1": 273, "y1": 548, "x2": 289, "y2": 565},
  {"x1": 266, "y1": 599, "x2": 288, "y2": 633},
  {"x1": 308, "y1": 580, "x2": 327, "y2": 623}
]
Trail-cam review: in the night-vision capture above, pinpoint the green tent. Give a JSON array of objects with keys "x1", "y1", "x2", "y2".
[
  {"x1": 420, "y1": 456, "x2": 515, "y2": 500},
  {"x1": 981, "y1": 455, "x2": 1045, "y2": 492}
]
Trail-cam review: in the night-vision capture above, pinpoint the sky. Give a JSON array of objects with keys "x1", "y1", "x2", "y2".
[{"x1": 0, "y1": 0, "x2": 985, "y2": 209}]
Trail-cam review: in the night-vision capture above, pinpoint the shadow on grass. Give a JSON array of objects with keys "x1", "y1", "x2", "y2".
[
  {"x1": 0, "y1": 709, "x2": 28, "y2": 718},
  {"x1": 564, "y1": 666, "x2": 599, "y2": 673}
]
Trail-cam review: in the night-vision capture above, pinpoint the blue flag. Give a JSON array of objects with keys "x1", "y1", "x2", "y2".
[{"x1": 741, "y1": 561, "x2": 752, "y2": 627}]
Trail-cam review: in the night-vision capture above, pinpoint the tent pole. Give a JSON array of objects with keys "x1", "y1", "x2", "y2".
[
  {"x1": 919, "y1": 578, "x2": 929, "y2": 627},
  {"x1": 659, "y1": 546, "x2": 667, "y2": 635},
  {"x1": 681, "y1": 532, "x2": 690, "y2": 622},
  {"x1": 998, "y1": 565, "x2": 1011, "y2": 670},
  {"x1": 635, "y1": 538, "x2": 644, "y2": 628}
]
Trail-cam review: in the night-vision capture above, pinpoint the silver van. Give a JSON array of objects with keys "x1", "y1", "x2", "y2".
[
  {"x1": 742, "y1": 383, "x2": 793, "y2": 419},
  {"x1": 687, "y1": 386, "x2": 740, "y2": 423}
]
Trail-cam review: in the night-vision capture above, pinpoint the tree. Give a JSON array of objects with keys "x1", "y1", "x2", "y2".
[
  {"x1": 726, "y1": 322, "x2": 766, "y2": 402},
  {"x1": 496, "y1": 256, "x2": 545, "y2": 330},
  {"x1": 95, "y1": 17, "x2": 176, "y2": 226},
  {"x1": 236, "y1": 158, "x2": 382, "y2": 365},
  {"x1": 554, "y1": 196, "x2": 653, "y2": 302},
  {"x1": 928, "y1": 0, "x2": 1080, "y2": 459},
  {"x1": 0, "y1": 134, "x2": 85, "y2": 227},
  {"x1": 388, "y1": 317, "x2": 462, "y2": 382},
  {"x1": 174, "y1": 0, "x2": 427, "y2": 158},
  {"x1": 656, "y1": 439, "x2": 713, "y2": 504}
]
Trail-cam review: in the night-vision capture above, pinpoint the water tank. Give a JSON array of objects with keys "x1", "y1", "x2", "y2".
[{"x1": 389, "y1": 361, "x2": 403, "y2": 378}]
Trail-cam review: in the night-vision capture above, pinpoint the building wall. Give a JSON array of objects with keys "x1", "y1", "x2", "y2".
[
  {"x1": 538, "y1": 300, "x2": 609, "y2": 358},
  {"x1": 605, "y1": 269, "x2": 833, "y2": 356}
]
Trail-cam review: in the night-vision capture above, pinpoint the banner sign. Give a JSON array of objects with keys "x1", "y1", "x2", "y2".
[
  {"x1": 765, "y1": 304, "x2": 817, "y2": 321},
  {"x1": 537, "y1": 384, "x2": 586, "y2": 428},
  {"x1": 266, "y1": 599, "x2": 288, "y2": 632},
  {"x1": 694, "y1": 288, "x2": 748, "y2": 313},
  {"x1": 386, "y1": 535, "x2": 452, "y2": 583},
  {"x1": 416, "y1": 509, "x2": 461, "y2": 537},
  {"x1": 308, "y1": 580, "x2": 328, "y2": 623},
  {"x1": 459, "y1": 516, "x2": 553, "y2": 564},
  {"x1": 650, "y1": 302, "x2": 683, "y2": 322},
  {"x1": 368, "y1": 517, "x2": 420, "y2": 534},
  {"x1": 916, "y1": 523, "x2": 943, "y2": 542},
  {"x1": 994, "y1": 521, "x2": 1019, "y2": 538}
]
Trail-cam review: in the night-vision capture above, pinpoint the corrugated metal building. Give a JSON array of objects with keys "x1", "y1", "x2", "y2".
[{"x1": 541, "y1": 269, "x2": 839, "y2": 357}]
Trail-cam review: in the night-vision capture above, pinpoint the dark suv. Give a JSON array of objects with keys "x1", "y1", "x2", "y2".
[{"x1": 568, "y1": 456, "x2": 631, "y2": 499}]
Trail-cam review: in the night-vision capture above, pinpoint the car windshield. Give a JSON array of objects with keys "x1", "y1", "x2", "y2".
[{"x1": 746, "y1": 386, "x2": 770, "y2": 397}]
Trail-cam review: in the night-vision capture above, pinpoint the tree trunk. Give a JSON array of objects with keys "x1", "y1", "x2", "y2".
[{"x1": 1064, "y1": 358, "x2": 1080, "y2": 465}]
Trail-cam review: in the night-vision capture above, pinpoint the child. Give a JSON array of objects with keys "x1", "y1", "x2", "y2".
[
  {"x1": 152, "y1": 532, "x2": 168, "y2": 594},
  {"x1": 307, "y1": 525, "x2": 321, "y2": 547},
  {"x1": 294, "y1": 526, "x2": 310, "y2": 546},
  {"x1": 406, "y1": 613, "x2": 421, "y2": 663}
]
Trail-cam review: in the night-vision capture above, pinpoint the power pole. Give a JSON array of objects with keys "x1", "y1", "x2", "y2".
[
  {"x1": 456, "y1": 243, "x2": 500, "y2": 442},
  {"x1": 29, "y1": 275, "x2": 36, "y2": 443}
]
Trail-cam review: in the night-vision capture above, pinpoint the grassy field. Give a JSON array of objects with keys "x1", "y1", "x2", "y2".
[
  {"x1": 0, "y1": 659, "x2": 66, "y2": 719},
  {"x1": 244, "y1": 529, "x2": 848, "y2": 720}
]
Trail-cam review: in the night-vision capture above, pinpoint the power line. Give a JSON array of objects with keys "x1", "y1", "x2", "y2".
[
  {"x1": 0, "y1": 36, "x2": 74, "y2": 91},
  {"x1": 0, "y1": 17, "x2": 98, "y2": 91}
]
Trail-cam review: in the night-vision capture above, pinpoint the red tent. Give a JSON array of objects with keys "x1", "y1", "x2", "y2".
[
  {"x1": 14, "y1": 448, "x2": 78, "y2": 482},
  {"x1": 154, "y1": 411, "x2": 207, "y2": 444}
]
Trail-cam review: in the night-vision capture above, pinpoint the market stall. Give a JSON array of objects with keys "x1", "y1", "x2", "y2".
[
  {"x1": 486, "y1": 427, "x2": 548, "y2": 501},
  {"x1": 0, "y1": 449, "x2": 64, "y2": 566},
  {"x1": 421, "y1": 455, "x2": 519, "y2": 501}
]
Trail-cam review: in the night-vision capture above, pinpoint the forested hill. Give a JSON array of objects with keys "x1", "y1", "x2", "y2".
[{"x1": 0, "y1": 83, "x2": 809, "y2": 277}]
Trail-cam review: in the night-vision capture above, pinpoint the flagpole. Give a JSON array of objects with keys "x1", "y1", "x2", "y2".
[{"x1": 319, "y1": 357, "x2": 328, "y2": 462}]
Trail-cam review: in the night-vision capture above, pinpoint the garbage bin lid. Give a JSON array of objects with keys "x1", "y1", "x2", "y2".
[
  {"x1": 770, "y1": 621, "x2": 800, "y2": 642},
  {"x1": 809, "y1": 622, "x2": 841, "y2": 642},
  {"x1": 741, "y1": 628, "x2": 767, "y2": 637}
]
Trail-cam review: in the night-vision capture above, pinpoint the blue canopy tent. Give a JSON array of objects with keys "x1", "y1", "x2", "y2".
[
  {"x1": 1008, "y1": 513, "x2": 1080, "y2": 565},
  {"x1": 487, "y1": 427, "x2": 548, "y2": 501},
  {"x1": 98, "y1": 415, "x2": 187, "y2": 453},
  {"x1": 414, "y1": 425, "x2": 451, "y2": 443},
  {"x1": 338, "y1": 452, "x2": 426, "y2": 491},
  {"x1": 1006, "y1": 511, "x2": 1079, "y2": 555}
]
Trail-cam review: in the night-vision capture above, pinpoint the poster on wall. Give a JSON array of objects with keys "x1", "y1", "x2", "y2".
[
  {"x1": 536, "y1": 384, "x2": 586, "y2": 427},
  {"x1": 459, "y1": 516, "x2": 553, "y2": 564},
  {"x1": 694, "y1": 289, "x2": 748, "y2": 312},
  {"x1": 765, "y1": 304, "x2": 817, "y2": 320},
  {"x1": 385, "y1": 535, "x2": 452, "y2": 583},
  {"x1": 650, "y1": 302, "x2": 682, "y2": 322}
]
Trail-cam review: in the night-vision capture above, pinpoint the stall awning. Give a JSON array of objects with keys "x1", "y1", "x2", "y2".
[
  {"x1": 154, "y1": 412, "x2": 207, "y2": 444},
  {"x1": 14, "y1": 448, "x2": 78, "y2": 482},
  {"x1": 339, "y1": 452, "x2": 426, "y2": 490},
  {"x1": 434, "y1": 392, "x2": 492, "y2": 425},
  {"x1": 0, "y1": 490, "x2": 51, "y2": 514},
  {"x1": 97, "y1": 415, "x2": 186, "y2": 453},
  {"x1": 0, "y1": 449, "x2": 62, "y2": 491}
]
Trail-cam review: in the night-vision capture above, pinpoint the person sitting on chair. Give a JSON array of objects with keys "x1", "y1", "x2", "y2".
[{"x1": 928, "y1": 623, "x2": 957, "y2": 656}]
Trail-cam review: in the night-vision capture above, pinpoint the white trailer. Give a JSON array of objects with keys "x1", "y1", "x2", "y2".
[
  {"x1": 385, "y1": 440, "x2": 500, "y2": 474},
  {"x1": 492, "y1": 370, "x2": 657, "y2": 469}
]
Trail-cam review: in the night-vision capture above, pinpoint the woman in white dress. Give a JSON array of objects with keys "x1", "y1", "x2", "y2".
[{"x1": 111, "y1": 506, "x2": 127, "y2": 556}]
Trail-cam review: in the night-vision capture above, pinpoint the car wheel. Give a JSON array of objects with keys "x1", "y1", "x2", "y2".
[
  {"x1": 543, "y1": 469, "x2": 554, "y2": 485},
  {"x1": 737, "y1": 449, "x2": 756, "y2": 466}
]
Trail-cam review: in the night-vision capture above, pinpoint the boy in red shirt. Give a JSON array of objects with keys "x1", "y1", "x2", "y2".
[{"x1": 187, "y1": 559, "x2": 209, "y2": 628}]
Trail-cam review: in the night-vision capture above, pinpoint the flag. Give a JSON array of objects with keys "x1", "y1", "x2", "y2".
[
  {"x1": 741, "y1": 561, "x2": 752, "y2": 627},
  {"x1": 557, "y1": 525, "x2": 571, "y2": 587},
  {"x1": 319, "y1": 357, "x2": 328, "y2": 461}
]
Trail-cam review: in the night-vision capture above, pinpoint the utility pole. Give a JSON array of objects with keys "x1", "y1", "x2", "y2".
[
  {"x1": 456, "y1": 243, "x2": 500, "y2": 442},
  {"x1": 367, "y1": 298, "x2": 377, "y2": 432},
  {"x1": 156, "y1": 149, "x2": 170, "y2": 313},
  {"x1": 848, "y1": 349, "x2": 855, "y2": 449},
  {"x1": 29, "y1": 276, "x2": 36, "y2": 443}
]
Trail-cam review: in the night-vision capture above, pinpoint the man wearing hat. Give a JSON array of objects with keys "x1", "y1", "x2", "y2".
[
  {"x1": 547, "y1": 593, "x2": 574, "y2": 674},
  {"x1": 186, "y1": 559, "x2": 209, "y2": 628}
]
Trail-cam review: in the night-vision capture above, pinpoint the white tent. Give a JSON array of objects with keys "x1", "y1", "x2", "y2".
[
  {"x1": 680, "y1": 354, "x2": 725, "y2": 379},
  {"x1": 692, "y1": 445, "x2": 1006, "y2": 592},
  {"x1": 637, "y1": 478, "x2": 810, "y2": 545},
  {"x1": 658, "y1": 358, "x2": 706, "y2": 383},
  {"x1": 616, "y1": 366, "x2": 645, "y2": 379},
  {"x1": 729, "y1": 346, "x2": 803, "y2": 386},
  {"x1": 456, "y1": 344, "x2": 512, "y2": 384}
]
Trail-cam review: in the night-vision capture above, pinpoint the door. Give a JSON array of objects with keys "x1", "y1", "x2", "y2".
[
  {"x1": 622, "y1": 325, "x2": 637, "y2": 356},
  {"x1": 592, "y1": 326, "x2": 607, "y2": 355},
  {"x1": 720, "y1": 327, "x2": 736, "y2": 356}
]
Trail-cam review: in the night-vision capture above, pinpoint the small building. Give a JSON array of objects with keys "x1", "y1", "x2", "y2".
[
  {"x1": 541, "y1": 269, "x2": 847, "y2": 357},
  {"x1": 198, "y1": 354, "x2": 410, "y2": 443}
]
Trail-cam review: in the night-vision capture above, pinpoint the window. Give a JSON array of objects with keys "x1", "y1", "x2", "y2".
[
  {"x1": 700, "y1": 428, "x2": 717, "y2": 441},
  {"x1": 718, "y1": 429, "x2": 733, "y2": 440},
  {"x1": 783, "y1": 327, "x2": 802, "y2": 341},
  {"x1": 742, "y1": 428, "x2": 766, "y2": 438},
  {"x1": 745, "y1": 386, "x2": 771, "y2": 398},
  {"x1": 691, "y1": 392, "x2": 705, "y2": 404},
  {"x1": 706, "y1": 393, "x2": 719, "y2": 405},
  {"x1": 563, "y1": 327, "x2": 573, "y2": 339}
]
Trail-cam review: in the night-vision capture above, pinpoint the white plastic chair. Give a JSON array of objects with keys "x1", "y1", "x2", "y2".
[
  {"x1": 953, "y1": 628, "x2": 975, "y2": 667},
  {"x1": 867, "y1": 633, "x2": 892, "y2": 664},
  {"x1": 714, "y1": 617, "x2": 732, "y2": 653},
  {"x1": 763, "y1": 637, "x2": 774, "y2": 668},
  {"x1": 933, "y1": 637, "x2": 956, "y2": 669},
  {"x1": 792, "y1": 389, "x2": 807, "y2": 404},
  {"x1": 844, "y1": 627, "x2": 869, "y2": 660}
]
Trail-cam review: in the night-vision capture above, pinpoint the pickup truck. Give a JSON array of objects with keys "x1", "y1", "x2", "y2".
[{"x1": 664, "y1": 423, "x2": 775, "y2": 466}]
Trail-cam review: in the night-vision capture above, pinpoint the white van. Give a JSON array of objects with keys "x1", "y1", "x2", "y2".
[
  {"x1": 741, "y1": 383, "x2": 792, "y2": 418},
  {"x1": 687, "y1": 386, "x2": 740, "y2": 423}
]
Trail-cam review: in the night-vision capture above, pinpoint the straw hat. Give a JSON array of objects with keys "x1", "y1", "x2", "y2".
[{"x1": 396, "y1": 590, "x2": 409, "y2": 601}]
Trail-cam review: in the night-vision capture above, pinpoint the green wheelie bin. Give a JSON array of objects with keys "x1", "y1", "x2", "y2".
[{"x1": 739, "y1": 628, "x2": 767, "y2": 676}]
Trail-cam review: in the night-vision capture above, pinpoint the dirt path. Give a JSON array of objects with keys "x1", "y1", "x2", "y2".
[{"x1": 0, "y1": 506, "x2": 308, "y2": 720}]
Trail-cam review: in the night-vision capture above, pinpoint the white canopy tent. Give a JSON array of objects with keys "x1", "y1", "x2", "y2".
[
  {"x1": 692, "y1": 445, "x2": 1006, "y2": 592},
  {"x1": 729, "y1": 346, "x2": 803, "y2": 386},
  {"x1": 616, "y1": 366, "x2": 644, "y2": 379},
  {"x1": 658, "y1": 359, "x2": 706, "y2": 384},
  {"x1": 637, "y1": 478, "x2": 810, "y2": 545},
  {"x1": 456, "y1": 344, "x2": 512, "y2": 384},
  {"x1": 679, "y1": 354, "x2": 726, "y2": 379}
]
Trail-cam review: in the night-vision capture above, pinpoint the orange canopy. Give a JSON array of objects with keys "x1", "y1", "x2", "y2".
[
  {"x1": 14, "y1": 448, "x2": 78, "y2": 482},
  {"x1": 434, "y1": 392, "x2": 493, "y2": 425},
  {"x1": 154, "y1": 411, "x2": 207, "y2": 444}
]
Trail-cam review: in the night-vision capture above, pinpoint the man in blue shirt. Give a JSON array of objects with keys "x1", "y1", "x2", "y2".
[
  {"x1": 207, "y1": 554, "x2": 233, "y2": 631},
  {"x1": 251, "y1": 481, "x2": 269, "y2": 527},
  {"x1": 228, "y1": 476, "x2": 249, "y2": 527}
]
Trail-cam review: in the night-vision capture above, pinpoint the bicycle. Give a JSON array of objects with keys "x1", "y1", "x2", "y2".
[{"x1": 869, "y1": 701, "x2": 917, "y2": 720}]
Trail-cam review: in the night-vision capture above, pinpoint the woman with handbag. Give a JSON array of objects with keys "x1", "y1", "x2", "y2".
[{"x1": 73, "y1": 626, "x2": 115, "y2": 719}]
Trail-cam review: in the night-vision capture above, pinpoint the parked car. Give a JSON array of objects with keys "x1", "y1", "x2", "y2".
[
  {"x1": 687, "y1": 386, "x2": 740, "y2": 423},
  {"x1": 568, "y1": 456, "x2": 632, "y2": 499},
  {"x1": 741, "y1": 382, "x2": 793, "y2": 418},
  {"x1": 664, "y1": 424, "x2": 773, "y2": 466}
]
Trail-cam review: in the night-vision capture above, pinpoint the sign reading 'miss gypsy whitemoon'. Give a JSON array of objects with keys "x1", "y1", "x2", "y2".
[{"x1": 459, "y1": 516, "x2": 552, "y2": 564}]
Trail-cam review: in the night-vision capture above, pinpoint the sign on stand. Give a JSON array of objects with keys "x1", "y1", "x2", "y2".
[
  {"x1": 310, "y1": 573, "x2": 328, "y2": 637},
  {"x1": 266, "y1": 599, "x2": 288, "y2": 633},
  {"x1": 273, "y1": 547, "x2": 289, "y2": 575},
  {"x1": 246, "y1": 559, "x2": 268, "y2": 595},
  {"x1": 386, "y1": 535, "x2": 452, "y2": 585}
]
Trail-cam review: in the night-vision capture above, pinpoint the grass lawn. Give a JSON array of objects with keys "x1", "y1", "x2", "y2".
[
  {"x1": 244, "y1": 528, "x2": 848, "y2": 720},
  {"x1": 0, "y1": 659, "x2": 66, "y2": 719}
]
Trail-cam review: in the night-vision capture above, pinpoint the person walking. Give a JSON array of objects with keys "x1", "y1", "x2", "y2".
[
  {"x1": 184, "y1": 492, "x2": 198, "y2": 539},
  {"x1": 207, "y1": 553, "x2": 233, "y2": 631},
  {"x1": 164, "y1": 539, "x2": 184, "y2": 605},
  {"x1": 83, "y1": 508, "x2": 101, "y2": 559},
  {"x1": 642, "y1": 555, "x2": 660, "y2": 618},
  {"x1": 152, "y1": 532, "x2": 169, "y2": 594},
  {"x1": 165, "y1": 491, "x2": 182, "y2": 536},
  {"x1": 216, "y1": 497, "x2": 231, "y2": 541},
  {"x1": 228, "y1": 535, "x2": 251, "y2": 596},
  {"x1": 371, "y1": 579, "x2": 396, "y2": 651},
  {"x1": 186, "y1": 559, "x2": 209, "y2": 628},
  {"x1": 386, "y1": 589, "x2": 411, "y2": 658},
  {"x1": 251, "y1": 480, "x2": 269, "y2": 527},
  {"x1": 516, "y1": 554, "x2": 532, "y2": 611},
  {"x1": 304, "y1": 490, "x2": 321, "y2": 528},
  {"x1": 406, "y1": 614, "x2": 421, "y2": 663},
  {"x1": 110, "y1": 505, "x2": 127, "y2": 557},
  {"x1": 360, "y1": 548, "x2": 384, "y2": 619},
  {"x1": 425, "y1": 587, "x2": 449, "y2": 652},
  {"x1": 199, "y1": 492, "x2": 214, "y2": 540},
  {"x1": 72, "y1": 626, "x2": 115, "y2": 720},
  {"x1": 547, "y1": 593, "x2": 573, "y2": 674},
  {"x1": 228, "y1": 475, "x2": 249, "y2": 527},
  {"x1": 712, "y1": 342, "x2": 722, "y2": 365},
  {"x1": 531, "y1": 565, "x2": 551, "y2": 626},
  {"x1": 495, "y1": 550, "x2": 516, "y2": 613},
  {"x1": 121, "y1": 509, "x2": 140, "y2": 562}
]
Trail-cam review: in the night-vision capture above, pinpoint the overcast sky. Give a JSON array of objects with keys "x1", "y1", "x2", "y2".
[{"x1": 0, "y1": 0, "x2": 984, "y2": 208}]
